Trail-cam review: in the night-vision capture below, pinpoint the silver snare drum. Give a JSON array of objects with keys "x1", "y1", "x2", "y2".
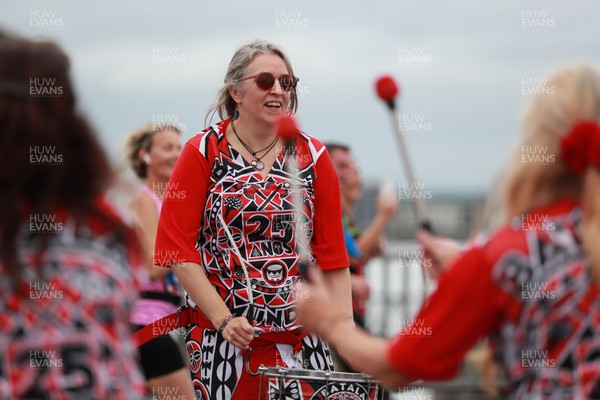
[{"x1": 257, "y1": 366, "x2": 381, "y2": 400}]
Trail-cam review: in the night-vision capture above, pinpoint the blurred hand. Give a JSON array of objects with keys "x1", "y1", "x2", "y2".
[
  {"x1": 351, "y1": 275, "x2": 370, "y2": 302},
  {"x1": 416, "y1": 229, "x2": 462, "y2": 281},
  {"x1": 373, "y1": 237, "x2": 386, "y2": 257},
  {"x1": 481, "y1": 347, "x2": 501, "y2": 398},
  {"x1": 377, "y1": 191, "x2": 399, "y2": 219},
  {"x1": 221, "y1": 317, "x2": 256, "y2": 350},
  {"x1": 295, "y1": 268, "x2": 344, "y2": 335}
]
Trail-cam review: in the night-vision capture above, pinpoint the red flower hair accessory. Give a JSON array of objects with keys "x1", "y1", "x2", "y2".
[{"x1": 560, "y1": 121, "x2": 600, "y2": 175}]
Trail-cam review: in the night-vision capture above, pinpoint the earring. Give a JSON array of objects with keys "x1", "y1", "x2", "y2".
[
  {"x1": 143, "y1": 154, "x2": 152, "y2": 165},
  {"x1": 232, "y1": 105, "x2": 240, "y2": 121}
]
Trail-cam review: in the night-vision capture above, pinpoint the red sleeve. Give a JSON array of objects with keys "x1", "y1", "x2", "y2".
[
  {"x1": 311, "y1": 148, "x2": 350, "y2": 270},
  {"x1": 154, "y1": 139, "x2": 210, "y2": 267},
  {"x1": 385, "y1": 246, "x2": 514, "y2": 381}
]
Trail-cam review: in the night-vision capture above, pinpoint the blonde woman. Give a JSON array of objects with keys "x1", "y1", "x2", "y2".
[
  {"x1": 296, "y1": 64, "x2": 600, "y2": 399},
  {"x1": 124, "y1": 124, "x2": 195, "y2": 400}
]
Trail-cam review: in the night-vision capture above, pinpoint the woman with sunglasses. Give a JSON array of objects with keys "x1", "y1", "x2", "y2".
[
  {"x1": 154, "y1": 40, "x2": 351, "y2": 399},
  {"x1": 295, "y1": 64, "x2": 600, "y2": 398}
]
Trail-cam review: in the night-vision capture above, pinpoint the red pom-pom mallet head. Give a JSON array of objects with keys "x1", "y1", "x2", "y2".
[
  {"x1": 277, "y1": 114, "x2": 299, "y2": 142},
  {"x1": 375, "y1": 75, "x2": 400, "y2": 110}
]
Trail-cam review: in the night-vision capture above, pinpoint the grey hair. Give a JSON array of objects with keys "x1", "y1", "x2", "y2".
[{"x1": 205, "y1": 39, "x2": 299, "y2": 126}]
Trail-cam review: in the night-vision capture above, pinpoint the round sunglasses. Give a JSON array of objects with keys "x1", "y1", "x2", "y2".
[{"x1": 238, "y1": 72, "x2": 299, "y2": 92}]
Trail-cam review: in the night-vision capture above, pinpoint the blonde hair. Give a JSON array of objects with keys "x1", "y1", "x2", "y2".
[
  {"x1": 205, "y1": 39, "x2": 299, "y2": 125},
  {"x1": 497, "y1": 64, "x2": 600, "y2": 282},
  {"x1": 123, "y1": 123, "x2": 181, "y2": 178}
]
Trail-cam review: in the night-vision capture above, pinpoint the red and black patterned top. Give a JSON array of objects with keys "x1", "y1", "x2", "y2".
[
  {"x1": 0, "y1": 197, "x2": 147, "y2": 399},
  {"x1": 155, "y1": 119, "x2": 349, "y2": 333},
  {"x1": 387, "y1": 198, "x2": 600, "y2": 399}
]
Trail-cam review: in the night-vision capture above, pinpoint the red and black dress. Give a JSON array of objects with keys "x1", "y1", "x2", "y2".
[
  {"x1": 155, "y1": 119, "x2": 349, "y2": 399},
  {"x1": 0, "y1": 198, "x2": 147, "y2": 399},
  {"x1": 387, "y1": 198, "x2": 600, "y2": 399}
]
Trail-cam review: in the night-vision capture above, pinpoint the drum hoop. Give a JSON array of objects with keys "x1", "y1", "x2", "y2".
[
  {"x1": 258, "y1": 366, "x2": 379, "y2": 384},
  {"x1": 258, "y1": 366, "x2": 381, "y2": 399}
]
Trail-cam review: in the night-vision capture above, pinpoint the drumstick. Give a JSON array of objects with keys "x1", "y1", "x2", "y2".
[
  {"x1": 375, "y1": 75, "x2": 433, "y2": 232},
  {"x1": 218, "y1": 214, "x2": 256, "y2": 324},
  {"x1": 376, "y1": 75, "x2": 432, "y2": 301}
]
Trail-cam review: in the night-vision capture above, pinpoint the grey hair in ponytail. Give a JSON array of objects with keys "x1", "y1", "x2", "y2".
[{"x1": 205, "y1": 39, "x2": 299, "y2": 125}]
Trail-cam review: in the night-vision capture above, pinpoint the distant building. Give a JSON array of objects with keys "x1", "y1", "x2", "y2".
[{"x1": 353, "y1": 182, "x2": 489, "y2": 241}]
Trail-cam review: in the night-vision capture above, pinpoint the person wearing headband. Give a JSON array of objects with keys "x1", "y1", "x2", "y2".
[
  {"x1": 296, "y1": 64, "x2": 600, "y2": 399},
  {"x1": 153, "y1": 39, "x2": 351, "y2": 399}
]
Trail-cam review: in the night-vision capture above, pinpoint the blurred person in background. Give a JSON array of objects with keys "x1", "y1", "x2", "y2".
[
  {"x1": 326, "y1": 143, "x2": 398, "y2": 328},
  {"x1": 124, "y1": 124, "x2": 195, "y2": 399},
  {"x1": 0, "y1": 32, "x2": 146, "y2": 398},
  {"x1": 297, "y1": 64, "x2": 600, "y2": 399},
  {"x1": 154, "y1": 39, "x2": 351, "y2": 399}
]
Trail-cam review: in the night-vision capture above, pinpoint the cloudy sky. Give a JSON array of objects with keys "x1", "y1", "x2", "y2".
[{"x1": 2, "y1": 0, "x2": 599, "y2": 194}]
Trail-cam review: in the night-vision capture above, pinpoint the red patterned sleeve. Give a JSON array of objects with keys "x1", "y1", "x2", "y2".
[
  {"x1": 311, "y1": 147, "x2": 350, "y2": 271},
  {"x1": 154, "y1": 137, "x2": 210, "y2": 267},
  {"x1": 386, "y1": 246, "x2": 515, "y2": 380}
]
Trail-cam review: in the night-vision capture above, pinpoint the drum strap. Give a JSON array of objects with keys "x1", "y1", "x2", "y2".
[
  {"x1": 133, "y1": 306, "x2": 308, "y2": 351},
  {"x1": 133, "y1": 305, "x2": 213, "y2": 347},
  {"x1": 242, "y1": 330, "x2": 309, "y2": 376},
  {"x1": 244, "y1": 330, "x2": 308, "y2": 354}
]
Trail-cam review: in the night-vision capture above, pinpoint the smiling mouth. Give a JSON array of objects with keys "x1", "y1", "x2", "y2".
[{"x1": 265, "y1": 101, "x2": 282, "y2": 109}]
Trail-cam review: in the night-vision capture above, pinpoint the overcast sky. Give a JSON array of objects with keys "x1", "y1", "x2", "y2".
[{"x1": 2, "y1": 0, "x2": 599, "y2": 194}]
